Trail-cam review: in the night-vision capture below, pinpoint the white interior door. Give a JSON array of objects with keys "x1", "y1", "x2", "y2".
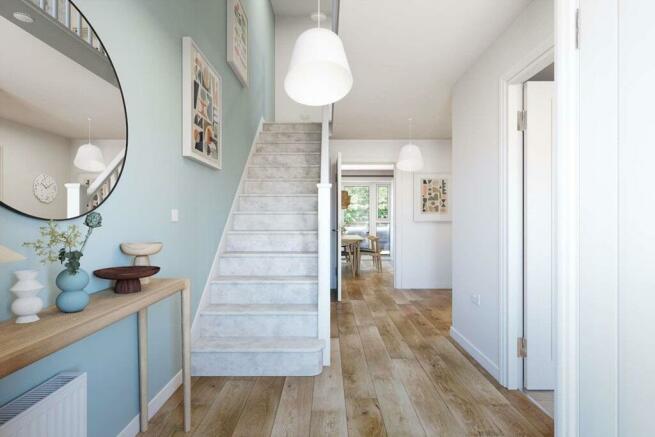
[
  {"x1": 336, "y1": 152, "x2": 343, "y2": 301},
  {"x1": 523, "y1": 81, "x2": 555, "y2": 390}
]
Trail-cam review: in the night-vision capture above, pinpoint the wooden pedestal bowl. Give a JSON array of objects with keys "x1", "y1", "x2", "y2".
[{"x1": 94, "y1": 266, "x2": 161, "y2": 294}]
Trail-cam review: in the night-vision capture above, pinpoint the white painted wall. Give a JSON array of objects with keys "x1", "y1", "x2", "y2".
[
  {"x1": 0, "y1": 117, "x2": 71, "y2": 217},
  {"x1": 579, "y1": 0, "x2": 655, "y2": 435},
  {"x1": 450, "y1": 0, "x2": 553, "y2": 377},
  {"x1": 330, "y1": 140, "x2": 452, "y2": 290},
  {"x1": 274, "y1": 15, "x2": 331, "y2": 123}
]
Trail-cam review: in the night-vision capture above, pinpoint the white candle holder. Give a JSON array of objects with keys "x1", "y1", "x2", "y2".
[{"x1": 10, "y1": 270, "x2": 44, "y2": 324}]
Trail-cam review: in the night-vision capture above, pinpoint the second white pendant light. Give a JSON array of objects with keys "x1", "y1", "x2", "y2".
[
  {"x1": 73, "y1": 118, "x2": 106, "y2": 173},
  {"x1": 284, "y1": 0, "x2": 353, "y2": 106},
  {"x1": 396, "y1": 118, "x2": 424, "y2": 172}
]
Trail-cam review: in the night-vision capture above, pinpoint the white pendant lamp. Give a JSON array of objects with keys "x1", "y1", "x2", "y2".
[
  {"x1": 396, "y1": 118, "x2": 424, "y2": 172},
  {"x1": 74, "y1": 118, "x2": 106, "y2": 173},
  {"x1": 284, "y1": 0, "x2": 353, "y2": 106}
]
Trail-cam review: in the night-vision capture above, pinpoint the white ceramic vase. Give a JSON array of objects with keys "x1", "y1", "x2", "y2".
[
  {"x1": 10, "y1": 270, "x2": 44, "y2": 324},
  {"x1": 120, "y1": 242, "x2": 163, "y2": 285}
]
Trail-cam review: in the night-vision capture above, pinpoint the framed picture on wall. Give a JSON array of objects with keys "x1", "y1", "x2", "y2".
[
  {"x1": 414, "y1": 173, "x2": 451, "y2": 222},
  {"x1": 227, "y1": 0, "x2": 248, "y2": 87},
  {"x1": 182, "y1": 37, "x2": 222, "y2": 169}
]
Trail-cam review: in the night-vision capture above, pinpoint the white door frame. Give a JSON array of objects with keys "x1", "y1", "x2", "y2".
[
  {"x1": 553, "y1": 1, "x2": 580, "y2": 434},
  {"x1": 498, "y1": 42, "x2": 554, "y2": 391},
  {"x1": 338, "y1": 163, "x2": 398, "y2": 283},
  {"x1": 499, "y1": 1, "x2": 580, "y2": 435},
  {"x1": 336, "y1": 153, "x2": 343, "y2": 301}
]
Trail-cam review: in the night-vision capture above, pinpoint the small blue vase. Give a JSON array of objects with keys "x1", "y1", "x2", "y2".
[{"x1": 55, "y1": 269, "x2": 90, "y2": 313}]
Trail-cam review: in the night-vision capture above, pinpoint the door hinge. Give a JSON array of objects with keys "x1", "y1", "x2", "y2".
[
  {"x1": 575, "y1": 8, "x2": 581, "y2": 49},
  {"x1": 517, "y1": 110, "x2": 527, "y2": 132},
  {"x1": 517, "y1": 337, "x2": 527, "y2": 358}
]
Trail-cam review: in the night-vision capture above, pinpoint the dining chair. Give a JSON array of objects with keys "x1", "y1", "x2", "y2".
[
  {"x1": 361, "y1": 235, "x2": 382, "y2": 273},
  {"x1": 342, "y1": 242, "x2": 356, "y2": 277}
]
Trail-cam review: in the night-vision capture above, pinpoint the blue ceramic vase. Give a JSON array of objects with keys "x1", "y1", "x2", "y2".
[{"x1": 55, "y1": 269, "x2": 90, "y2": 313}]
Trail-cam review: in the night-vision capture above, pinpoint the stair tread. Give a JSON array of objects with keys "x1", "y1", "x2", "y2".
[
  {"x1": 212, "y1": 275, "x2": 318, "y2": 283},
  {"x1": 221, "y1": 251, "x2": 318, "y2": 257},
  {"x1": 201, "y1": 304, "x2": 317, "y2": 315},
  {"x1": 193, "y1": 336, "x2": 324, "y2": 353}
]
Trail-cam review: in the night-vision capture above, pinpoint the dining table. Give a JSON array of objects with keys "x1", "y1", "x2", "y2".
[{"x1": 341, "y1": 234, "x2": 364, "y2": 276}]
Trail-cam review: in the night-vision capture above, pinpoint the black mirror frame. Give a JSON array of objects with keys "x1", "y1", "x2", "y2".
[{"x1": 0, "y1": 0, "x2": 128, "y2": 222}]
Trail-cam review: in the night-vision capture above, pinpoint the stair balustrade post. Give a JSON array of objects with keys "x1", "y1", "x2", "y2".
[
  {"x1": 65, "y1": 183, "x2": 81, "y2": 218},
  {"x1": 317, "y1": 104, "x2": 332, "y2": 366}
]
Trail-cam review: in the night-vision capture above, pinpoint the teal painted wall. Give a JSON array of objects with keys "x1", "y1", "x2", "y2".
[{"x1": 0, "y1": 1, "x2": 274, "y2": 435}]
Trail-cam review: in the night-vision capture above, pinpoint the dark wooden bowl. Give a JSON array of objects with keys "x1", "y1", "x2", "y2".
[{"x1": 94, "y1": 266, "x2": 161, "y2": 294}]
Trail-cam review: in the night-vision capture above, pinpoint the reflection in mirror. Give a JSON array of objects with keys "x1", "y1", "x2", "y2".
[{"x1": 0, "y1": 0, "x2": 126, "y2": 220}]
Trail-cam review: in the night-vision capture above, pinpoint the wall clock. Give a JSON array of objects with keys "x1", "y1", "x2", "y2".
[{"x1": 33, "y1": 173, "x2": 58, "y2": 204}]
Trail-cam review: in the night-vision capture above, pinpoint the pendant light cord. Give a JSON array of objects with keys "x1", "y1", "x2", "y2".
[
  {"x1": 87, "y1": 117, "x2": 92, "y2": 144},
  {"x1": 408, "y1": 118, "x2": 413, "y2": 143},
  {"x1": 317, "y1": 0, "x2": 321, "y2": 29}
]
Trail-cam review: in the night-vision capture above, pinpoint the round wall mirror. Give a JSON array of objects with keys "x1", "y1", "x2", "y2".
[{"x1": 0, "y1": 0, "x2": 126, "y2": 220}]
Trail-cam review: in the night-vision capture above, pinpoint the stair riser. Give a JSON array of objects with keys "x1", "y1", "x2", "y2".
[
  {"x1": 251, "y1": 154, "x2": 320, "y2": 166},
  {"x1": 225, "y1": 233, "x2": 318, "y2": 252},
  {"x1": 244, "y1": 180, "x2": 317, "y2": 195},
  {"x1": 200, "y1": 313, "x2": 318, "y2": 337},
  {"x1": 232, "y1": 214, "x2": 317, "y2": 231},
  {"x1": 256, "y1": 143, "x2": 320, "y2": 153},
  {"x1": 192, "y1": 350, "x2": 322, "y2": 376},
  {"x1": 263, "y1": 123, "x2": 321, "y2": 133},
  {"x1": 258, "y1": 132, "x2": 321, "y2": 143},
  {"x1": 247, "y1": 166, "x2": 320, "y2": 179},
  {"x1": 218, "y1": 256, "x2": 318, "y2": 276},
  {"x1": 210, "y1": 282, "x2": 318, "y2": 304},
  {"x1": 238, "y1": 196, "x2": 317, "y2": 212}
]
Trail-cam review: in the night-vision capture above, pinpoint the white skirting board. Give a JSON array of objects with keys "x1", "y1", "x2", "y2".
[
  {"x1": 450, "y1": 326, "x2": 500, "y2": 381},
  {"x1": 190, "y1": 117, "x2": 265, "y2": 343},
  {"x1": 116, "y1": 370, "x2": 182, "y2": 437}
]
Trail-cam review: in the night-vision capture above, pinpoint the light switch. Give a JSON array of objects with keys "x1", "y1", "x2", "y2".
[
  {"x1": 470, "y1": 294, "x2": 481, "y2": 306},
  {"x1": 171, "y1": 209, "x2": 179, "y2": 222}
]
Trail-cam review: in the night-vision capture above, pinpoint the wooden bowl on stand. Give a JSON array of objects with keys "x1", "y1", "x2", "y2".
[
  {"x1": 119, "y1": 242, "x2": 163, "y2": 285},
  {"x1": 94, "y1": 266, "x2": 161, "y2": 294}
]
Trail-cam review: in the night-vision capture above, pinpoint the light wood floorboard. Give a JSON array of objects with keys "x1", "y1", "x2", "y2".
[{"x1": 140, "y1": 264, "x2": 553, "y2": 436}]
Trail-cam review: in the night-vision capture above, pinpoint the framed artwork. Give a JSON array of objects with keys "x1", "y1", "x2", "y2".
[
  {"x1": 227, "y1": 0, "x2": 248, "y2": 87},
  {"x1": 182, "y1": 37, "x2": 222, "y2": 169},
  {"x1": 414, "y1": 173, "x2": 451, "y2": 222}
]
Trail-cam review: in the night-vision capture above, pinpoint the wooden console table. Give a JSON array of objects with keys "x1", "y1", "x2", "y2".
[{"x1": 0, "y1": 277, "x2": 192, "y2": 433}]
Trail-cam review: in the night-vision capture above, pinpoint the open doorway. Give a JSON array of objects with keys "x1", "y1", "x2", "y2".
[
  {"x1": 335, "y1": 159, "x2": 395, "y2": 300},
  {"x1": 521, "y1": 63, "x2": 555, "y2": 417}
]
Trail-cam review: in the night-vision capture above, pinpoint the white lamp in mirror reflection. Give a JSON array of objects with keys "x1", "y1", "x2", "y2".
[
  {"x1": 74, "y1": 118, "x2": 106, "y2": 173},
  {"x1": 396, "y1": 118, "x2": 424, "y2": 172},
  {"x1": 284, "y1": 0, "x2": 353, "y2": 106}
]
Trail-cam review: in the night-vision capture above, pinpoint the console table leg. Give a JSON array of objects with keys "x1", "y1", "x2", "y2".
[
  {"x1": 181, "y1": 284, "x2": 192, "y2": 432},
  {"x1": 138, "y1": 308, "x2": 148, "y2": 432}
]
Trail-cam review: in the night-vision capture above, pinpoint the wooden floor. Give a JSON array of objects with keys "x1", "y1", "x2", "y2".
[{"x1": 140, "y1": 259, "x2": 553, "y2": 436}]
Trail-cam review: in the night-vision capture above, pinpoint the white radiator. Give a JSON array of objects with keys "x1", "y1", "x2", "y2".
[{"x1": 0, "y1": 372, "x2": 87, "y2": 437}]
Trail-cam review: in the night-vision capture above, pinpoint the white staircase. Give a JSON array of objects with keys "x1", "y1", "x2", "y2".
[{"x1": 192, "y1": 122, "x2": 326, "y2": 376}]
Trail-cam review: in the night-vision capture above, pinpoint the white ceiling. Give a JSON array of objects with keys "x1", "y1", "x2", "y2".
[
  {"x1": 334, "y1": 0, "x2": 532, "y2": 139},
  {"x1": 0, "y1": 16, "x2": 125, "y2": 139},
  {"x1": 270, "y1": 0, "x2": 332, "y2": 17}
]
